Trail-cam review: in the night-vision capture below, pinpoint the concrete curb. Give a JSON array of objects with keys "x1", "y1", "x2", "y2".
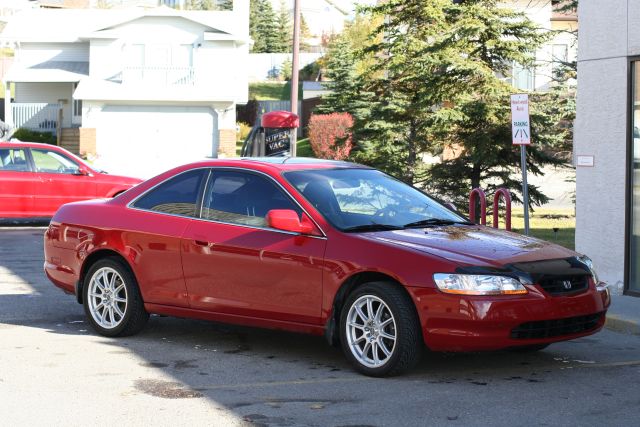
[{"x1": 605, "y1": 314, "x2": 640, "y2": 336}]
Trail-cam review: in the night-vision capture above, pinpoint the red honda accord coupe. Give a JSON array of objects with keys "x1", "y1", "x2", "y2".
[
  {"x1": 0, "y1": 141, "x2": 141, "y2": 220},
  {"x1": 43, "y1": 158, "x2": 610, "y2": 376}
]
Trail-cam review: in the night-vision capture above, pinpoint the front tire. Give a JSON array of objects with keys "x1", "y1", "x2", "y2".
[
  {"x1": 83, "y1": 257, "x2": 149, "y2": 337},
  {"x1": 340, "y1": 282, "x2": 422, "y2": 377}
]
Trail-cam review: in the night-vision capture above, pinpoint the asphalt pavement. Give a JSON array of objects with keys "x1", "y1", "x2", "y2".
[{"x1": 1, "y1": 227, "x2": 640, "y2": 427}]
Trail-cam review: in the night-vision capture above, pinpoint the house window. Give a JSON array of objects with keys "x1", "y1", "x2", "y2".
[
  {"x1": 512, "y1": 62, "x2": 534, "y2": 91},
  {"x1": 72, "y1": 82, "x2": 82, "y2": 119},
  {"x1": 124, "y1": 44, "x2": 192, "y2": 69},
  {"x1": 122, "y1": 43, "x2": 194, "y2": 84}
]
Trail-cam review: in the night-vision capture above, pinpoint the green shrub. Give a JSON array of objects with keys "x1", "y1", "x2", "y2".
[
  {"x1": 12, "y1": 128, "x2": 56, "y2": 145},
  {"x1": 236, "y1": 122, "x2": 252, "y2": 142}
]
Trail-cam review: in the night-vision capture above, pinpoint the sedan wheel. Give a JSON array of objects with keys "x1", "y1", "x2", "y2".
[
  {"x1": 87, "y1": 267, "x2": 128, "y2": 329},
  {"x1": 340, "y1": 282, "x2": 422, "y2": 377},
  {"x1": 346, "y1": 295, "x2": 397, "y2": 368},
  {"x1": 83, "y1": 257, "x2": 149, "y2": 337}
]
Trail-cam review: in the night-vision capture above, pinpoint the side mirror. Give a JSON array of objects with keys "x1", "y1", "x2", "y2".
[
  {"x1": 266, "y1": 209, "x2": 321, "y2": 236},
  {"x1": 73, "y1": 165, "x2": 92, "y2": 176}
]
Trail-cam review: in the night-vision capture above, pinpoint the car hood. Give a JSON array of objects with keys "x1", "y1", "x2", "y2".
[{"x1": 359, "y1": 225, "x2": 579, "y2": 267}]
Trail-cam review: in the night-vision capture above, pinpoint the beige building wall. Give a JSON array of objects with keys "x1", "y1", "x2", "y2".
[{"x1": 575, "y1": 0, "x2": 632, "y2": 292}]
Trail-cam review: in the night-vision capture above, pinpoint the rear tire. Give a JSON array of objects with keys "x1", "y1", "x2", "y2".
[
  {"x1": 83, "y1": 257, "x2": 148, "y2": 337},
  {"x1": 339, "y1": 282, "x2": 422, "y2": 377}
]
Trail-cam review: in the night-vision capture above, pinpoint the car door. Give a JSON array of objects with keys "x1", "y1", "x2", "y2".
[
  {"x1": 181, "y1": 169, "x2": 326, "y2": 324},
  {"x1": 29, "y1": 147, "x2": 97, "y2": 216},
  {"x1": 128, "y1": 168, "x2": 209, "y2": 308},
  {"x1": 0, "y1": 147, "x2": 36, "y2": 217}
]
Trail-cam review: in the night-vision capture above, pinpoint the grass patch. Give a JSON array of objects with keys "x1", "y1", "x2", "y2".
[
  {"x1": 249, "y1": 82, "x2": 303, "y2": 101},
  {"x1": 296, "y1": 138, "x2": 314, "y2": 157},
  {"x1": 499, "y1": 207, "x2": 575, "y2": 250}
]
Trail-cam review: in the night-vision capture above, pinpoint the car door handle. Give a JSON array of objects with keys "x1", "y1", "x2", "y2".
[{"x1": 194, "y1": 239, "x2": 210, "y2": 247}]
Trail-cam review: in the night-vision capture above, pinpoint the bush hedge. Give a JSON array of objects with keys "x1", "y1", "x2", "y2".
[
  {"x1": 308, "y1": 113, "x2": 354, "y2": 160},
  {"x1": 12, "y1": 128, "x2": 56, "y2": 145}
]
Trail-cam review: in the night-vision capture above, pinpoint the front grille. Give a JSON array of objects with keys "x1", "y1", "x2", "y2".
[
  {"x1": 538, "y1": 275, "x2": 589, "y2": 296},
  {"x1": 510, "y1": 312, "x2": 604, "y2": 340}
]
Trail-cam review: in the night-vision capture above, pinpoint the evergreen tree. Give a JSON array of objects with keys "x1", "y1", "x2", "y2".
[
  {"x1": 299, "y1": 14, "x2": 312, "y2": 52},
  {"x1": 273, "y1": 0, "x2": 292, "y2": 53},
  {"x1": 251, "y1": 0, "x2": 279, "y2": 53},
  {"x1": 316, "y1": 14, "x2": 382, "y2": 115},
  {"x1": 348, "y1": 0, "x2": 561, "y2": 208},
  {"x1": 281, "y1": 56, "x2": 292, "y2": 81},
  {"x1": 184, "y1": 0, "x2": 231, "y2": 10},
  {"x1": 249, "y1": 0, "x2": 261, "y2": 49},
  {"x1": 315, "y1": 36, "x2": 360, "y2": 115}
]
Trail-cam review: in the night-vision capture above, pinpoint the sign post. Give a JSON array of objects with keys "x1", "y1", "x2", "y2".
[{"x1": 510, "y1": 94, "x2": 531, "y2": 235}]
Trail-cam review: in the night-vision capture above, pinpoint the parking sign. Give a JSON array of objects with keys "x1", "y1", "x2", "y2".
[{"x1": 511, "y1": 94, "x2": 531, "y2": 145}]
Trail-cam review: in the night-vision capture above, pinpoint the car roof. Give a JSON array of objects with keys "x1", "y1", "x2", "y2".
[
  {"x1": 177, "y1": 157, "x2": 373, "y2": 172},
  {"x1": 241, "y1": 157, "x2": 371, "y2": 170}
]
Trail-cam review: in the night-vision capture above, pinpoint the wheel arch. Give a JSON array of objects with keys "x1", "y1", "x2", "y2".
[
  {"x1": 324, "y1": 271, "x2": 417, "y2": 347},
  {"x1": 76, "y1": 249, "x2": 135, "y2": 304}
]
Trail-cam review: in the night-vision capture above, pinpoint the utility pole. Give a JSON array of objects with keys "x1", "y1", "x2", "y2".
[{"x1": 289, "y1": 0, "x2": 301, "y2": 156}]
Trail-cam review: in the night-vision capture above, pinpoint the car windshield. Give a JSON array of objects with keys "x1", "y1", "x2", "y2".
[{"x1": 284, "y1": 168, "x2": 468, "y2": 231}]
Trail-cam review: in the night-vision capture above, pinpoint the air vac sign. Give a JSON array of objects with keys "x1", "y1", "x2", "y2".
[{"x1": 511, "y1": 94, "x2": 531, "y2": 145}]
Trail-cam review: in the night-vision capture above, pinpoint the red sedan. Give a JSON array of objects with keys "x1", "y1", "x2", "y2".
[
  {"x1": 0, "y1": 141, "x2": 141, "y2": 220},
  {"x1": 43, "y1": 158, "x2": 610, "y2": 376}
]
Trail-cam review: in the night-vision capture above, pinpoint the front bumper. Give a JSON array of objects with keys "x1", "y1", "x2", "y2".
[{"x1": 408, "y1": 281, "x2": 610, "y2": 351}]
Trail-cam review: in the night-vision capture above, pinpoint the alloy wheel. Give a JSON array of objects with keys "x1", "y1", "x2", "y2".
[
  {"x1": 87, "y1": 267, "x2": 128, "y2": 329},
  {"x1": 345, "y1": 295, "x2": 397, "y2": 368}
]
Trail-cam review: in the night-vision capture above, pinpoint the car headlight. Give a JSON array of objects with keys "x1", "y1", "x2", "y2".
[
  {"x1": 433, "y1": 274, "x2": 528, "y2": 295},
  {"x1": 579, "y1": 256, "x2": 600, "y2": 284}
]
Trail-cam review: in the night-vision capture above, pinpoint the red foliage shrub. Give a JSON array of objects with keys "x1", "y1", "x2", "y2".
[{"x1": 308, "y1": 113, "x2": 354, "y2": 160}]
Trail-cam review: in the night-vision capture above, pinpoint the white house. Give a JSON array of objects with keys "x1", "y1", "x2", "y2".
[
  {"x1": 1, "y1": 1, "x2": 249, "y2": 178},
  {"x1": 506, "y1": 0, "x2": 578, "y2": 92}
]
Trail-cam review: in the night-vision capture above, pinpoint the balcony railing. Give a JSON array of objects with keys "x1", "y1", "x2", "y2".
[
  {"x1": 11, "y1": 103, "x2": 60, "y2": 134},
  {"x1": 121, "y1": 66, "x2": 195, "y2": 86}
]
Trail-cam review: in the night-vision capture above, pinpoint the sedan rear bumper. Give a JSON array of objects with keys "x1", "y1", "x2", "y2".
[{"x1": 408, "y1": 283, "x2": 610, "y2": 351}]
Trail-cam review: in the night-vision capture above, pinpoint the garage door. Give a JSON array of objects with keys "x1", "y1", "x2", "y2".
[{"x1": 96, "y1": 105, "x2": 217, "y2": 178}]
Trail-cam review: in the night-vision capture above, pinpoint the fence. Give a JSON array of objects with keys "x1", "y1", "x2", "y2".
[{"x1": 11, "y1": 103, "x2": 60, "y2": 134}]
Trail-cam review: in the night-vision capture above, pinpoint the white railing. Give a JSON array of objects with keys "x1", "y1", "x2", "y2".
[
  {"x1": 11, "y1": 103, "x2": 60, "y2": 133},
  {"x1": 121, "y1": 66, "x2": 195, "y2": 86}
]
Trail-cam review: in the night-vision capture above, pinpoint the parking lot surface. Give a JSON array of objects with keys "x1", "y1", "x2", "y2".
[{"x1": 1, "y1": 227, "x2": 640, "y2": 426}]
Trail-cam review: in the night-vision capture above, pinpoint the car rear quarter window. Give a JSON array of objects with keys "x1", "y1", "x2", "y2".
[
  {"x1": 202, "y1": 170, "x2": 301, "y2": 228},
  {"x1": 0, "y1": 148, "x2": 29, "y2": 172},
  {"x1": 133, "y1": 169, "x2": 207, "y2": 218}
]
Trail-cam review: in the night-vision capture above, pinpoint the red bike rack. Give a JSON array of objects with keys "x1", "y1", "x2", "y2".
[
  {"x1": 468, "y1": 188, "x2": 487, "y2": 225},
  {"x1": 492, "y1": 188, "x2": 512, "y2": 231},
  {"x1": 468, "y1": 188, "x2": 512, "y2": 230}
]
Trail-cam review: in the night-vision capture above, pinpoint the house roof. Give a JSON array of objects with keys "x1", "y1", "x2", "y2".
[
  {"x1": 5, "y1": 60, "x2": 89, "y2": 82},
  {"x1": 0, "y1": 6, "x2": 247, "y2": 44},
  {"x1": 302, "y1": 81, "x2": 329, "y2": 91}
]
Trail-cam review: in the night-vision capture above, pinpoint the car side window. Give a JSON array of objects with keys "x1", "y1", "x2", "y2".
[
  {"x1": 31, "y1": 149, "x2": 80, "y2": 174},
  {"x1": 0, "y1": 148, "x2": 30, "y2": 172},
  {"x1": 202, "y1": 170, "x2": 301, "y2": 228},
  {"x1": 133, "y1": 169, "x2": 207, "y2": 218}
]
